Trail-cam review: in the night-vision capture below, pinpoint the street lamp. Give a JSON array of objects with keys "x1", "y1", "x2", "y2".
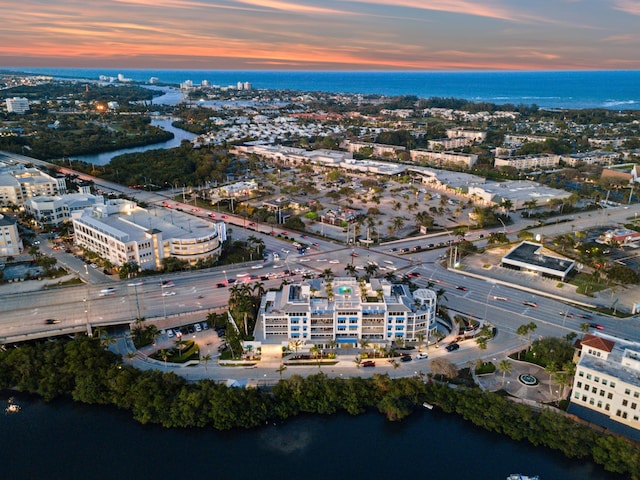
[{"x1": 484, "y1": 283, "x2": 497, "y2": 323}]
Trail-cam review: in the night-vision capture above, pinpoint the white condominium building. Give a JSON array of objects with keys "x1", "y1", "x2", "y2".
[
  {"x1": 72, "y1": 199, "x2": 224, "y2": 270},
  {"x1": 259, "y1": 277, "x2": 436, "y2": 348},
  {"x1": 0, "y1": 214, "x2": 23, "y2": 257},
  {"x1": 5, "y1": 97, "x2": 30, "y2": 114},
  {"x1": 570, "y1": 334, "x2": 640, "y2": 439}
]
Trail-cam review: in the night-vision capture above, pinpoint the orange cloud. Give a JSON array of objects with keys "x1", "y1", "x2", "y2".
[{"x1": 612, "y1": 0, "x2": 640, "y2": 15}]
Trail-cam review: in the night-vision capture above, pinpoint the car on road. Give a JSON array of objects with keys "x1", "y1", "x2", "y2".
[
  {"x1": 445, "y1": 343, "x2": 460, "y2": 352},
  {"x1": 590, "y1": 323, "x2": 604, "y2": 330},
  {"x1": 281, "y1": 231, "x2": 289, "y2": 235},
  {"x1": 99, "y1": 288, "x2": 116, "y2": 296},
  {"x1": 216, "y1": 282, "x2": 226, "y2": 288},
  {"x1": 248, "y1": 222, "x2": 256, "y2": 227},
  {"x1": 208, "y1": 213, "x2": 216, "y2": 218},
  {"x1": 415, "y1": 352, "x2": 428, "y2": 360},
  {"x1": 251, "y1": 265, "x2": 264, "y2": 269},
  {"x1": 522, "y1": 301, "x2": 537, "y2": 308},
  {"x1": 281, "y1": 248, "x2": 290, "y2": 254},
  {"x1": 493, "y1": 296, "x2": 508, "y2": 301},
  {"x1": 162, "y1": 291, "x2": 176, "y2": 296},
  {"x1": 559, "y1": 311, "x2": 574, "y2": 318},
  {"x1": 407, "y1": 272, "x2": 421, "y2": 278},
  {"x1": 455, "y1": 286, "x2": 467, "y2": 291},
  {"x1": 221, "y1": 215, "x2": 228, "y2": 219},
  {"x1": 160, "y1": 280, "x2": 174, "y2": 288},
  {"x1": 127, "y1": 281, "x2": 144, "y2": 287},
  {"x1": 578, "y1": 313, "x2": 593, "y2": 320},
  {"x1": 44, "y1": 319, "x2": 61, "y2": 325},
  {"x1": 400, "y1": 354, "x2": 412, "y2": 362},
  {"x1": 362, "y1": 360, "x2": 376, "y2": 367},
  {"x1": 329, "y1": 259, "x2": 340, "y2": 264},
  {"x1": 350, "y1": 252, "x2": 359, "y2": 257}
]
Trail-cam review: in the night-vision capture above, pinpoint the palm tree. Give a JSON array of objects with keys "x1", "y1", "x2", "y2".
[
  {"x1": 545, "y1": 362, "x2": 558, "y2": 396},
  {"x1": 160, "y1": 349, "x2": 170, "y2": 369},
  {"x1": 392, "y1": 216, "x2": 405, "y2": 232},
  {"x1": 328, "y1": 339, "x2": 338, "y2": 355},
  {"x1": 516, "y1": 324, "x2": 529, "y2": 358},
  {"x1": 289, "y1": 339, "x2": 303, "y2": 358},
  {"x1": 174, "y1": 338, "x2": 186, "y2": 358},
  {"x1": 526, "y1": 321, "x2": 537, "y2": 345},
  {"x1": 252, "y1": 281, "x2": 266, "y2": 297},
  {"x1": 501, "y1": 199, "x2": 514, "y2": 213},
  {"x1": 497, "y1": 359, "x2": 512, "y2": 388},
  {"x1": 344, "y1": 264, "x2": 357, "y2": 277},
  {"x1": 276, "y1": 363, "x2": 287, "y2": 380},
  {"x1": 359, "y1": 338, "x2": 371, "y2": 358},
  {"x1": 416, "y1": 332, "x2": 425, "y2": 352},
  {"x1": 364, "y1": 263, "x2": 378, "y2": 278},
  {"x1": 321, "y1": 268, "x2": 334, "y2": 281},
  {"x1": 310, "y1": 345, "x2": 322, "y2": 368}
]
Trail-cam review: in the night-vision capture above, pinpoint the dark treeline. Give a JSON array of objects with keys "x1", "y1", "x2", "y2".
[{"x1": 0, "y1": 336, "x2": 638, "y2": 478}]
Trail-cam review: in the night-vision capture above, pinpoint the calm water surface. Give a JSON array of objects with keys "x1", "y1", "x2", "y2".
[
  {"x1": 72, "y1": 118, "x2": 197, "y2": 166},
  {"x1": 1, "y1": 393, "x2": 623, "y2": 480}
]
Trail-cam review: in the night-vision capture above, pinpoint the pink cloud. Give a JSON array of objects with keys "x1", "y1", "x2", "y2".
[{"x1": 612, "y1": 0, "x2": 640, "y2": 15}]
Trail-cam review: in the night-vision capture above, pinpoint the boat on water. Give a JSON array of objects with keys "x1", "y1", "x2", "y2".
[
  {"x1": 422, "y1": 402, "x2": 434, "y2": 410},
  {"x1": 5, "y1": 397, "x2": 21, "y2": 414},
  {"x1": 507, "y1": 475, "x2": 539, "y2": 480}
]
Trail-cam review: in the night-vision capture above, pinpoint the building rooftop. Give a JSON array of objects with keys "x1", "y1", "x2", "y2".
[{"x1": 503, "y1": 241, "x2": 574, "y2": 275}]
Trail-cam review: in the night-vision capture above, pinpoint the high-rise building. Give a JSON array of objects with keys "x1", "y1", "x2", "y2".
[{"x1": 5, "y1": 97, "x2": 29, "y2": 114}]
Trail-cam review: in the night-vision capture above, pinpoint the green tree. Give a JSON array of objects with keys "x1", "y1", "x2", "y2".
[{"x1": 497, "y1": 359, "x2": 512, "y2": 388}]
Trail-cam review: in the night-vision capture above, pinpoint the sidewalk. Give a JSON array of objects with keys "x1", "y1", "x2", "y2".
[{"x1": 0, "y1": 273, "x2": 78, "y2": 295}]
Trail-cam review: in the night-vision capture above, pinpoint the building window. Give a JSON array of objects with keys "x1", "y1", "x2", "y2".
[
  {"x1": 625, "y1": 388, "x2": 631, "y2": 395},
  {"x1": 610, "y1": 382, "x2": 616, "y2": 388},
  {"x1": 602, "y1": 379, "x2": 607, "y2": 386},
  {"x1": 574, "y1": 392, "x2": 580, "y2": 399},
  {"x1": 589, "y1": 398, "x2": 595, "y2": 405},
  {"x1": 578, "y1": 371, "x2": 584, "y2": 377},
  {"x1": 597, "y1": 401, "x2": 603, "y2": 409},
  {"x1": 600, "y1": 390, "x2": 605, "y2": 397},
  {"x1": 576, "y1": 381, "x2": 582, "y2": 388},
  {"x1": 616, "y1": 410, "x2": 622, "y2": 417},
  {"x1": 584, "y1": 384, "x2": 590, "y2": 390},
  {"x1": 632, "y1": 403, "x2": 637, "y2": 410},
  {"x1": 591, "y1": 387, "x2": 597, "y2": 394},
  {"x1": 622, "y1": 412, "x2": 628, "y2": 419},
  {"x1": 594, "y1": 376, "x2": 600, "y2": 383},
  {"x1": 608, "y1": 393, "x2": 613, "y2": 399},
  {"x1": 622, "y1": 399, "x2": 628, "y2": 407},
  {"x1": 586, "y1": 374, "x2": 592, "y2": 380},
  {"x1": 582, "y1": 395, "x2": 587, "y2": 402},
  {"x1": 605, "y1": 404, "x2": 610, "y2": 411}
]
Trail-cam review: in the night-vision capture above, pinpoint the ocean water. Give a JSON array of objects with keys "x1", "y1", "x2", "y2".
[{"x1": 5, "y1": 68, "x2": 640, "y2": 110}]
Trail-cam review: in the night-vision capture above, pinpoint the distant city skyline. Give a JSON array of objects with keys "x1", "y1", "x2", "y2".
[{"x1": 2, "y1": 0, "x2": 640, "y2": 71}]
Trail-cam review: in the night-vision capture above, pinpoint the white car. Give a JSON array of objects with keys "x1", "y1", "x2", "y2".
[
  {"x1": 127, "y1": 281, "x2": 144, "y2": 287},
  {"x1": 162, "y1": 291, "x2": 176, "y2": 296},
  {"x1": 167, "y1": 329, "x2": 175, "y2": 338},
  {"x1": 194, "y1": 323, "x2": 202, "y2": 332},
  {"x1": 415, "y1": 352, "x2": 428, "y2": 360},
  {"x1": 281, "y1": 248, "x2": 290, "y2": 254},
  {"x1": 251, "y1": 265, "x2": 264, "y2": 269},
  {"x1": 329, "y1": 259, "x2": 340, "y2": 264}
]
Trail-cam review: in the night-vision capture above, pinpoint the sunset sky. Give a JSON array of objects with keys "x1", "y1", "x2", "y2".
[{"x1": 2, "y1": 0, "x2": 640, "y2": 70}]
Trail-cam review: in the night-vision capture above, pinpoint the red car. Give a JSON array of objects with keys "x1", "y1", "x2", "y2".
[
  {"x1": 362, "y1": 360, "x2": 375, "y2": 367},
  {"x1": 221, "y1": 215, "x2": 228, "y2": 219}
]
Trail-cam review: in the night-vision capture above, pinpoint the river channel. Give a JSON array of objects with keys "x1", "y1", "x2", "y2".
[
  {"x1": 71, "y1": 117, "x2": 197, "y2": 166},
  {"x1": 0, "y1": 392, "x2": 624, "y2": 480}
]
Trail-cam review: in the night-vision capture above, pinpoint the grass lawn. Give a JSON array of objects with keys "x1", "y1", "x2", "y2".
[
  {"x1": 152, "y1": 340, "x2": 200, "y2": 363},
  {"x1": 569, "y1": 272, "x2": 610, "y2": 296}
]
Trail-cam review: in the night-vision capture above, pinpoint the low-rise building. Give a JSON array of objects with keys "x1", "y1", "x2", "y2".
[
  {"x1": 446, "y1": 129, "x2": 486, "y2": 142},
  {"x1": 258, "y1": 277, "x2": 436, "y2": 348},
  {"x1": 72, "y1": 198, "x2": 224, "y2": 270},
  {"x1": 0, "y1": 164, "x2": 66, "y2": 206},
  {"x1": 561, "y1": 151, "x2": 620, "y2": 167},
  {"x1": 569, "y1": 333, "x2": 640, "y2": 441},
  {"x1": 24, "y1": 192, "x2": 102, "y2": 226},
  {"x1": 410, "y1": 149, "x2": 478, "y2": 168},
  {"x1": 494, "y1": 154, "x2": 561, "y2": 170},
  {"x1": 468, "y1": 180, "x2": 571, "y2": 210},
  {"x1": 344, "y1": 140, "x2": 406, "y2": 158},
  {"x1": 427, "y1": 137, "x2": 472, "y2": 150},
  {"x1": 501, "y1": 241, "x2": 575, "y2": 280}
]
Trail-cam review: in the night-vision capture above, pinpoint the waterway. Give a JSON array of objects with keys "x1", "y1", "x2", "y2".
[
  {"x1": 0, "y1": 392, "x2": 623, "y2": 480},
  {"x1": 71, "y1": 118, "x2": 197, "y2": 166}
]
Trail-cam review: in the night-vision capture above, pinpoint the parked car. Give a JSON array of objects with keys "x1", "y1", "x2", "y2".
[
  {"x1": 202, "y1": 322, "x2": 209, "y2": 330},
  {"x1": 415, "y1": 352, "x2": 428, "y2": 360},
  {"x1": 446, "y1": 343, "x2": 460, "y2": 352},
  {"x1": 167, "y1": 329, "x2": 174, "y2": 338},
  {"x1": 194, "y1": 323, "x2": 202, "y2": 332},
  {"x1": 362, "y1": 360, "x2": 376, "y2": 367},
  {"x1": 400, "y1": 354, "x2": 412, "y2": 362}
]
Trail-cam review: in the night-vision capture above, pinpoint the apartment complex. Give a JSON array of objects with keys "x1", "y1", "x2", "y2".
[
  {"x1": 72, "y1": 199, "x2": 224, "y2": 270},
  {"x1": 0, "y1": 213, "x2": 22, "y2": 257},
  {"x1": 259, "y1": 277, "x2": 436, "y2": 348},
  {"x1": 561, "y1": 151, "x2": 620, "y2": 167},
  {"x1": 569, "y1": 334, "x2": 640, "y2": 440},
  {"x1": 410, "y1": 149, "x2": 478, "y2": 168},
  {"x1": 494, "y1": 154, "x2": 561, "y2": 170}
]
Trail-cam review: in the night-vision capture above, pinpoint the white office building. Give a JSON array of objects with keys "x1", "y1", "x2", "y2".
[
  {"x1": 25, "y1": 192, "x2": 102, "y2": 226},
  {"x1": 72, "y1": 199, "x2": 224, "y2": 270},
  {"x1": 569, "y1": 334, "x2": 640, "y2": 440},
  {"x1": 258, "y1": 277, "x2": 436, "y2": 348},
  {"x1": 0, "y1": 165, "x2": 66, "y2": 206}
]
